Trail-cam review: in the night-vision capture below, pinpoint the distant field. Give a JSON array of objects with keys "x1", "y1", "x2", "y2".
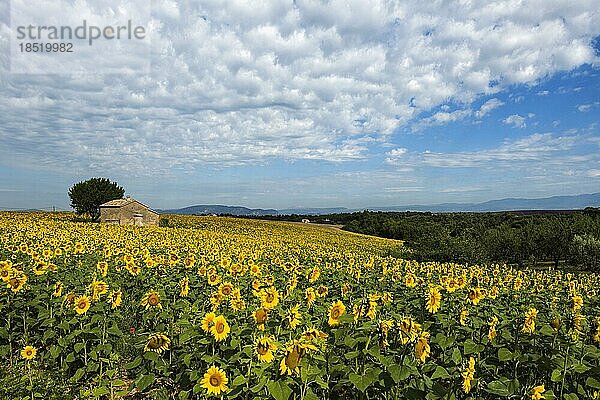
[{"x1": 1, "y1": 212, "x2": 599, "y2": 399}]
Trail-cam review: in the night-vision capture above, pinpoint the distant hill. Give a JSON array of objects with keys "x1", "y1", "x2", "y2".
[
  {"x1": 157, "y1": 205, "x2": 278, "y2": 216},
  {"x1": 369, "y1": 192, "x2": 600, "y2": 213},
  {"x1": 278, "y1": 207, "x2": 351, "y2": 215},
  {"x1": 158, "y1": 192, "x2": 600, "y2": 216}
]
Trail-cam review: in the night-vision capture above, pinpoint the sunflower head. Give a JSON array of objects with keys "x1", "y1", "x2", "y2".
[
  {"x1": 141, "y1": 290, "x2": 162, "y2": 310},
  {"x1": 109, "y1": 290, "x2": 122, "y2": 309},
  {"x1": 210, "y1": 315, "x2": 230, "y2": 342},
  {"x1": 74, "y1": 295, "x2": 91, "y2": 315},
  {"x1": 279, "y1": 342, "x2": 304, "y2": 376},
  {"x1": 200, "y1": 366, "x2": 228, "y2": 396},
  {"x1": 201, "y1": 312, "x2": 217, "y2": 333},
  {"x1": 53, "y1": 281, "x2": 63, "y2": 297},
  {"x1": 254, "y1": 308, "x2": 268, "y2": 330},
  {"x1": 219, "y1": 282, "x2": 234, "y2": 297},
  {"x1": 328, "y1": 300, "x2": 346, "y2": 326},
  {"x1": 21, "y1": 345, "x2": 37, "y2": 360},
  {"x1": 255, "y1": 336, "x2": 277, "y2": 363},
  {"x1": 144, "y1": 333, "x2": 171, "y2": 354},
  {"x1": 261, "y1": 287, "x2": 279, "y2": 309}
]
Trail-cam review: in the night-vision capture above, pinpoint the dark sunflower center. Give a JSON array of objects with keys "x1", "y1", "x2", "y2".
[
  {"x1": 149, "y1": 295, "x2": 158, "y2": 305},
  {"x1": 266, "y1": 294, "x2": 274, "y2": 302},
  {"x1": 256, "y1": 310, "x2": 267, "y2": 323},
  {"x1": 332, "y1": 308, "x2": 340, "y2": 318},
  {"x1": 216, "y1": 323, "x2": 225, "y2": 333},
  {"x1": 210, "y1": 376, "x2": 220, "y2": 386},
  {"x1": 286, "y1": 347, "x2": 302, "y2": 368},
  {"x1": 257, "y1": 343, "x2": 269, "y2": 355}
]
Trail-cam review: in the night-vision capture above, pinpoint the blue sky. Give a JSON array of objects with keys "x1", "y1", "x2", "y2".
[{"x1": 0, "y1": 0, "x2": 599, "y2": 210}]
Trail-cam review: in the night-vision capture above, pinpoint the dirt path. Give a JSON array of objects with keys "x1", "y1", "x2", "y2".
[{"x1": 283, "y1": 221, "x2": 403, "y2": 243}]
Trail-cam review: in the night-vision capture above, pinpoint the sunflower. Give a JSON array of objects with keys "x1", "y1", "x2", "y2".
[
  {"x1": 109, "y1": 289, "x2": 122, "y2": 309},
  {"x1": 53, "y1": 281, "x2": 63, "y2": 298},
  {"x1": 97, "y1": 261, "x2": 108, "y2": 277},
  {"x1": 328, "y1": 300, "x2": 346, "y2": 326},
  {"x1": 74, "y1": 295, "x2": 91, "y2": 315},
  {"x1": 467, "y1": 287, "x2": 485, "y2": 305},
  {"x1": 593, "y1": 317, "x2": 600, "y2": 343},
  {"x1": 7, "y1": 270, "x2": 27, "y2": 293},
  {"x1": 179, "y1": 277, "x2": 190, "y2": 297},
  {"x1": 64, "y1": 292, "x2": 76, "y2": 305},
  {"x1": 424, "y1": 287, "x2": 441, "y2": 314},
  {"x1": 380, "y1": 319, "x2": 394, "y2": 336},
  {"x1": 340, "y1": 283, "x2": 350, "y2": 297},
  {"x1": 260, "y1": 287, "x2": 280, "y2": 309},
  {"x1": 230, "y1": 298, "x2": 246, "y2": 311},
  {"x1": 200, "y1": 365, "x2": 228, "y2": 396},
  {"x1": 381, "y1": 291, "x2": 393, "y2": 304},
  {"x1": 530, "y1": 385, "x2": 545, "y2": 400},
  {"x1": 21, "y1": 345, "x2": 37, "y2": 360},
  {"x1": 286, "y1": 304, "x2": 302, "y2": 329},
  {"x1": 73, "y1": 242, "x2": 84, "y2": 254},
  {"x1": 522, "y1": 308, "x2": 538, "y2": 334},
  {"x1": 405, "y1": 273, "x2": 417, "y2": 288},
  {"x1": 308, "y1": 267, "x2": 320, "y2": 283},
  {"x1": 32, "y1": 261, "x2": 47, "y2": 276},
  {"x1": 352, "y1": 303, "x2": 365, "y2": 322},
  {"x1": 253, "y1": 308, "x2": 268, "y2": 331},
  {"x1": 140, "y1": 290, "x2": 162, "y2": 310},
  {"x1": 201, "y1": 312, "x2": 217, "y2": 333},
  {"x1": 255, "y1": 336, "x2": 277, "y2": 363},
  {"x1": 219, "y1": 258, "x2": 231, "y2": 269},
  {"x1": 414, "y1": 331, "x2": 430, "y2": 363},
  {"x1": 90, "y1": 279, "x2": 108, "y2": 301},
  {"x1": 144, "y1": 333, "x2": 171, "y2": 353},
  {"x1": 316, "y1": 285, "x2": 328, "y2": 298},
  {"x1": 184, "y1": 257, "x2": 195, "y2": 268},
  {"x1": 305, "y1": 288, "x2": 317, "y2": 307},
  {"x1": 488, "y1": 316, "x2": 498, "y2": 341},
  {"x1": 0, "y1": 263, "x2": 11, "y2": 282},
  {"x1": 207, "y1": 274, "x2": 221, "y2": 286},
  {"x1": 571, "y1": 294, "x2": 583, "y2": 312},
  {"x1": 210, "y1": 315, "x2": 230, "y2": 341},
  {"x1": 279, "y1": 341, "x2": 316, "y2": 376},
  {"x1": 459, "y1": 308, "x2": 468, "y2": 326},
  {"x1": 366, "y1": 301, "x2": 377, "y2": 320},
  {"x1": 249, "y1": 264, "x2": 261, "y2": 277},
  {"x1": 218, "y1": 282, "x2": 234, "y2": 297},
  {"x1": 461, "y1": 357, "x2": 476, "y2": 393},
  {"x1": 302, "y1": 328, "x2": 328, "y2": 342}
]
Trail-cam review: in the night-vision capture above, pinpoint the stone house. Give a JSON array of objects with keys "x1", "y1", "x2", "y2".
[{"x1": 99, "y1": 197, "x2": 159, "y2": 226}]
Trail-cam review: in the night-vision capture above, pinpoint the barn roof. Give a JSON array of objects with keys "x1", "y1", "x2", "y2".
[
  {"x1": 100, "y1": 197, "x2": 158, "y2": 214},
  {"x1": 101, "y1": 198, "x2": 133, "y2": 207}
]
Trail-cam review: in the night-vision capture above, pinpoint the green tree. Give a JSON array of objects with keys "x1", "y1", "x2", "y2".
[{"x1": 68, "y1": 178, "x2": 125, "y2": 221}]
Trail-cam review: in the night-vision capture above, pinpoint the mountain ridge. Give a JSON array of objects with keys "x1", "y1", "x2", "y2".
[{"x1": 158, "y1": 192, "x2": 600, "y2": 216}]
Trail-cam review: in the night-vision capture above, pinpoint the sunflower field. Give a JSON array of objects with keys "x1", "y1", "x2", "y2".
[{"x1": 1, "y1": 212, "x2": 599, "y2": 400}]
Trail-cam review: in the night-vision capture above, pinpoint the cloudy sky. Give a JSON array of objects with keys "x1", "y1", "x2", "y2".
[{"x1": 0, "y1": 0, "x2": 599, "y2": 210}]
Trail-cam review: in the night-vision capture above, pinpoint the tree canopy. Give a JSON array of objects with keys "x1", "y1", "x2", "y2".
[{"x1": 68, "y1": 178, "x2": 125, "y2": 221}]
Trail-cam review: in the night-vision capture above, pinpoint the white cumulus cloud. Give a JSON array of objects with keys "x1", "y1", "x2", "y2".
[{"x1": 0, "y1": 0, "x2": 598, "y2": 174}]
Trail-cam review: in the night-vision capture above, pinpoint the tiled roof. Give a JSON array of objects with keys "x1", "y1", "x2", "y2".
[
  {"x1": 100, "y1": 198, "x2": 134, "y2": 207},
  {"x1": 100, "y1": 197, "x2": 158, "y2": 214}
]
